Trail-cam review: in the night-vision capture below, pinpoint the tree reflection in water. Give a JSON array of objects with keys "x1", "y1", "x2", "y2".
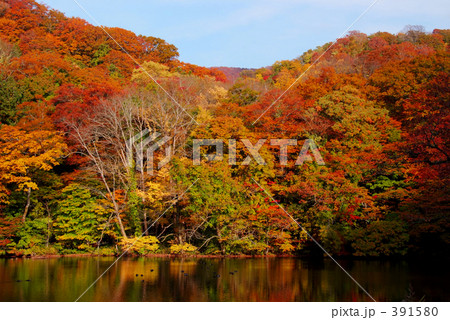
[{"x1": 0, "y1": 257, "x2": 448, "y2": 302}]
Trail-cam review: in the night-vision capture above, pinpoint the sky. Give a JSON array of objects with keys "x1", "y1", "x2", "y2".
[{"x1": 40, "y1": 0, "x2": 450, "y2": 68}]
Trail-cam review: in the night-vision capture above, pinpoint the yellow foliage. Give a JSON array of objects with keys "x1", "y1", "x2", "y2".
[
  {"x1": 131, "y1": 61, "x2": 178, "y2": 85},
  {"x1": 274, "y1": 69, "x2": 295, "y2": 90},
  {"x1": 169, "y1": 243, "x2": 197, "y2": 254},
  {"x1": 137, "y1": 167, "x2": 170, "y2": 207},
  {"x1": 119, "y1": 236, "x2": 159, "y2": 255},
  {"x1": 279, "y1": 242, "x2": 295, "y2": 253},
  {"x1": 0, "y1": 125, "x2": 66, "y2": 203}
]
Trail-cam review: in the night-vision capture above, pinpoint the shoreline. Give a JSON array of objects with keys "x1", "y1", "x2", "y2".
[
  {"x1": 0, "y1": 253, "x2": 436, "y2": 262},
  {"x1": 1, "y1": 253, "x2": 298, "y2": 259}
]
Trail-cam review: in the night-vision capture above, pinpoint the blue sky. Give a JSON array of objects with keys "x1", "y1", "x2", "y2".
[{"x1": 40, "y1": 0, "x2": 449, "y2": 68}]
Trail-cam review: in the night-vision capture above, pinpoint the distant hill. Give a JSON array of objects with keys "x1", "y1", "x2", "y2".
[{"x1": 213, "y1": 67, "x2": 255, "y2": 83}]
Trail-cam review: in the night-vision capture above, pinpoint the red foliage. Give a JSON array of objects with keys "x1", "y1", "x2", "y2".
[{"x1": 0, "y1": 214, "x2": 20, "y2": 249}]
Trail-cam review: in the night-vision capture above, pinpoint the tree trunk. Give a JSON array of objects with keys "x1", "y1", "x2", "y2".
[
  {"x1": 45, "y1": 202, "x2": 51, "y2": 248},
  {"x1": 116, "y1": 210, "x2": 127, "y2": 239},
  {"x1": 143, "y1": 210, "x2": 148, "y2": 236},
  {"x1": 174, "y1": 202, "x2": 185, "y2": 244},
  {"x1": 108, "y1": 188, "x2": 127, "y2": 239},
  {"x1": 217, "y1": 227, "x2": 225, "y2": 254},
  {"x1": 22, "y1": 187, "x2": 32, "y2": 223}
]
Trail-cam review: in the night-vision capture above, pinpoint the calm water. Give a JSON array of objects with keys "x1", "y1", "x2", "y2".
[{"x1": 0, "y1": 257, "x2": 448, "y2": 302}]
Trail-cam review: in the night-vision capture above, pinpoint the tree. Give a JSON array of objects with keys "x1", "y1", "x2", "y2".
[
  {"x1": 0, "y1": 38, "x2": 20, "y2": 64},
  {"x1": 138, "y1": 35, "x2": 179, "y2": 63},
  {"x1": 64, "y1": 83, "x2": 197, "y2": 239},
  {"x1": 0, "y1": 72, "x2": 23, "y2": 125},
  {"x1": 369, "y1": 52, "x2": 449, "y2": 117},
  {"x1": 400, "y1": 72, "x2": 450, "y2": 256},
  {"x1": 0, "y1": 103, "x2": 66, "y2": 221},
  {"x1": 0, "y1": 214, "x2": 20, "y2": 253},
  {"x1": 53, "y1": 184, "x2": 104, "y2": 251},
  {"x1": 349, "y1": 220, "x2": 409, "y2": 256}
]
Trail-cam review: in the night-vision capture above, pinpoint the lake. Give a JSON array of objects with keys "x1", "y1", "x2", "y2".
[{"x1": 0, "y1": 257, "x2": 448, "y2": 302}]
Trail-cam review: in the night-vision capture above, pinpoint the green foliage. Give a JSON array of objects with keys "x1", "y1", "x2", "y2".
[
  {"x1": 172, "y1": 153, "x2": 291, "y2": 255},
  {"x1": 90, "y1": 43, "x2": 111, "y2": 66},
  {"x1": 119, "y1": 236, "x2": 159, "y2": 255},
  {"x1": 367, "y1": 175, "x2": 406, "y2": 193},
  {"x1": 17, "y1": 244, "x2": 59, "y2": 256},
  {"x1": 16, "y1": 218, "x2": 50, "y2": 249},
  {"x1": 0, "y1": 75, "x2": 23, "y2": 125},
  {"x1": 227, "y1": 83, "x2": 259, "y2": 106},
  {"x1": 223, "y1": 237, "x2": 268, "y2": 255},
  {"x1": 18, "y1": 72, "x2": 62, "y2": 101},
  {"x1": 53, "y1": 184, "x2": 103, "y2": 252},
  {"x1": 127, "y1": 169, "x2": 142, "y2": 236},
  {"x1": 94, "y1": 246, "x2": 117, "y2": 256}
]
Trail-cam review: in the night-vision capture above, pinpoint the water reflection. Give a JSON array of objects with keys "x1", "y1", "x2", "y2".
[{"x1": 0, "y1": 257, "x2": 447, "y2": 302}]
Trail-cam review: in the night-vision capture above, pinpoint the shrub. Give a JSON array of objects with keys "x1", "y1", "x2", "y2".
[
  {"x1": 15, "y1": 218, "x2": 50, "y2": 252},
  {"x1": 53, "y1": 184, "x2": 104, "y2": 251},
  {"x1": 169, "y1": 243, "x2": 197, "y2": 254},
  {"x1": 94, "y1": 246, "x2": 117, "y2": 256},
  {"x1": 119, "y1": 236, "x2": 159, "y2": 255},
  {"x1": 20, "y1": 245, "x2": 59, "y2": 256}
]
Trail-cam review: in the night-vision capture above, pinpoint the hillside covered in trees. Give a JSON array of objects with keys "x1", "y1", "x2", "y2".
[{"x1": 0, "y1": 0, "x2": 448, "y2": 259}]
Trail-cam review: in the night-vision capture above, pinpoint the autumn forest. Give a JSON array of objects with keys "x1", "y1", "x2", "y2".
[{"x1": 0, "y1": 0, "x2": 449, "y2": 260}]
